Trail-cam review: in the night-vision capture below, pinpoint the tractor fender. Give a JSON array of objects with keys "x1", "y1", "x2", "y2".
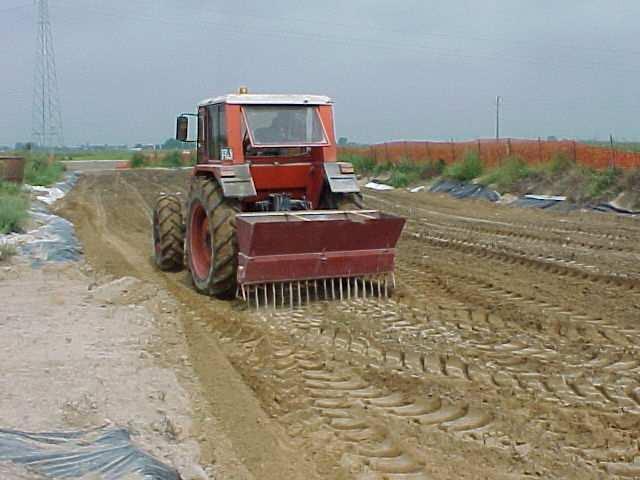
[
  {"x1": 194, "y1": 164, "x2": 257, "y2": 198},
  {"x1": 323, "y1": 162, "x2": 360, "y2": 193}
]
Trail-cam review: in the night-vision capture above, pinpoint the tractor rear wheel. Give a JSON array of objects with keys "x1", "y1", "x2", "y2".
[
  {"x1": 152, "y1": 194, "x2": 184, "y2": 271},
  {"x1": 186, "y1": 177, "x2": 239, "y2": 298}
]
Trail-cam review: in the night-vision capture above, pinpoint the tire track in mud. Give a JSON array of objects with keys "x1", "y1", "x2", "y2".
[
  {"x1": 389, "y1": 255, "x2": 640, "y2": 414},
  {"x1": 365, "y1": 191, "x2": 640, "y2": 245},
  {"x1": 369, "y1": 193, "x2": 640, "y2": 253},
  {"x1": 215, "y1": 314, "x2": 530, "y2": 479},
  {"x1": 263, "y1": 290, "x2": 640, "y2": 415},
  {"x1": 366, "y1": 194, "x2": 640, "y2": 286}
]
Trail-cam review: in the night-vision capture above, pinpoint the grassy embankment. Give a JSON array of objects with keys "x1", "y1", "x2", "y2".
[
  {"x1": 339, "y1": 149, "x2": 639, "y2": 205},
  {"x1": 0, "y1": 154, "x2": 65, "y2": 243}
]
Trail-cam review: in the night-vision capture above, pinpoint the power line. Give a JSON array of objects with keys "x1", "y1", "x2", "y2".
[{"x1": 32, "y1": 0, "x2": 64, "y2": 148}]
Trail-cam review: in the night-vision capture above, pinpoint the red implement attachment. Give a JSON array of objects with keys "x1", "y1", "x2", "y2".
[{"x1": 236, "y1": 210, "x2": 405, "y2": 305}]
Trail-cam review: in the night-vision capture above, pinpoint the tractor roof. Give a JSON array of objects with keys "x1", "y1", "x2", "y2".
[{"x1": 198, "y1": 94, "x2": 333, "y2": 107}]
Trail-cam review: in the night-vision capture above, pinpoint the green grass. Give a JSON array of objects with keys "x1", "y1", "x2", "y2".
[
  {"x1": 129, "y1": 150, "x2": 191, "y2": 169},
  {"x1": 480, "y1": 156, "x2": 532, "y2": 190},
  {"x1": 585, "y1": 167, "x2": 623, "y2": 198},
  {"x1": 130, "y1": 152, "x2": 147, "y2": 168},
  {"x1": 443, "y1": 151, "x2": 483, "y2": 182},
  {"x1": 23, "y1": 154, "x2": 65, "y2": 186},
  {"x1": 64, "y1": 150, "x2": 133, "y2": 161},
  {"x1": 159, "y1": 151, "x2": 183, "y2": 168},
  {"x1": 0, "y1": 181, "x2": 29, "y2": 234},
  {"x1": 347, "y1": 154, "x2": 377, "y2": 175},
  {"x1": 338, "y1": 151, "x2": 445, "y2": 187}
]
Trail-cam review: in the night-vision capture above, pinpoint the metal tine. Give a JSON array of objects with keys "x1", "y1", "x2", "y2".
[
  {"x1": 305, "y1": 280, "x2": 310, "y2": 303},
  {"x1": 384, "y1": 276, "x2": 388, "y2": 297},
  {"x1": 331, "y1": 278, "x2": 335, "y2": 300},
  {"x1": 281, "y1": 282, "x2": 285, "y2": 307},
  {"x1": 347, "y1": 278, "x2": 351, "y2": 299},
  {"x1": 263, "y1": 283, "x2": 268, "y2": 308},
  {"x1": 254, "y1": 286, "x2": 259, "y2": 310},
  {"x1": 241, "y1": 284, "x2": 247, "y2": 301},
  {"x1": 377, "y1": 278, "x2": 382, "y2": 298},
  {"x1": 392, "y1": 273, "x2": 396, "y2": 289},
  {"x1": 354, "y1": 277, "x2": 358, "y2": 298},
  {"x1": 289, "y1": 282, "x2": 294, "y2": 309},
  {"x1": 314, "y1": 280, "x2": 318, "y2": 301},
  {"x1": 272, "y1": 283, "x2": 277, "y2": 309},
  {"x1": 297, "y1": 281, "x2": 302, "y2": 306},
  {"x1": 339, "y1": 278, "x2": 343, "y2": 301},
  {"x1": 323, "y1": 279, "x2": 328, "y2": 300},
  {"x1": 362, "y1": 277, "x2": 367, "y2": 299}
]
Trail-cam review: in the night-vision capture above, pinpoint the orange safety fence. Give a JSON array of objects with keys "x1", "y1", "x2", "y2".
[{"x1": 339, "y1": 139, "x2": 640, "y2": 170}]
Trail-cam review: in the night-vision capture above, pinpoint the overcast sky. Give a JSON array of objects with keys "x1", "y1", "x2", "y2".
[{"x1": 2, "y1": 0, "x2": 640, "y2": 146}]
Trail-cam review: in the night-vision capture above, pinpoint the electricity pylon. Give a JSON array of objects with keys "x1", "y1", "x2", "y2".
[{"x1": 32, "y1": 0, "x2": 64, "y2": 149}]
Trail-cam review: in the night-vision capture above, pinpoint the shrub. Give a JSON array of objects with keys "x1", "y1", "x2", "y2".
[
  {"x1": 481, "y1": 156, "x2": 532, "y2": 191},
  {"x1": 622, "y1": 167, "x2": 640, "y2": 191},
  {"x1": 24, "y1": 154, "x2": 65, "y2": 186},
  {"x1": 342, "y1": 154, "x2": 376, "y2": 175},
  {"x1": 443, "y1": 151, "x2": 483, "y2": 182},
  {"x1": 0, "y1": 181, "x2": 29, "y2": 234},
  {"x1": 160, "y1": 151, "x2": 183, "y2": 168},
  {"x1": 130, "y1": 152, "x2": 147, "y2": 168},
  {"x1": 547, "y1": 152, "x2": 574, "y2": 175},
  {"x1": 586, "y1": 167, "x2": 622, "y2": 198}
]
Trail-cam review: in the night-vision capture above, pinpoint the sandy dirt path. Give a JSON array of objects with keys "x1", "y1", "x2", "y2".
[
  {"x1": 0, "y1": 260, "x2": 257, "y2": 479},
  {"x1": 54, "y1": 169, "x2": 640, "y2": 479}
]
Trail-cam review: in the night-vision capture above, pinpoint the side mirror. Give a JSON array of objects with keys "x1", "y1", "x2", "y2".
[{"x1": 176, "y1": 115, "x2": 189, "y2": 142}]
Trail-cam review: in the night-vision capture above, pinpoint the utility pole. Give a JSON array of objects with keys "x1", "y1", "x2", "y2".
[
  {"x1": 32, "y1": 0, "x2": 64, "y2": 149},
  {"x1": 495, "y1": 96, "x2": 501, "y2": 141}
]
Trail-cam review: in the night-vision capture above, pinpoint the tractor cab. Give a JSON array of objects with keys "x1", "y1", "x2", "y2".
[{"x1": 160, "y1": 90, "x2": 405, "y2": 305}]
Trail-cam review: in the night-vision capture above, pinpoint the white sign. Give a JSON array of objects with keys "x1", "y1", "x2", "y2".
[{"x1": 221, "y1": 148, "x2": 233, "y2": 161}]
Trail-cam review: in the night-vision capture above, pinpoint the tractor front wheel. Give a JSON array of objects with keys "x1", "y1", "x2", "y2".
[
  {"x1": 186, "y1": 177, "x2": 239, "y2": 298},
  {"x1": 152, "y1": 194, "x2": 184, "y2": 271}
]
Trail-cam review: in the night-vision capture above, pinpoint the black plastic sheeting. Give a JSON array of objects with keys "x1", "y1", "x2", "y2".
[
  {"x1": 509, "y1": 196, "x2": 577, "y2": 213},
  {"x1": 591, "y1": 202, "x2": 640, "y2": 215},
  {"x1": 0, "y1": 426, "x2": 181, "y2": 480},
  {"x1": 429, "y1": 179, "x2": 639, "y2": 216},
  {"x1": 429, "y1": 179, "x2": 500, "y2": 202},
  {"x1": 19, "y1": 210, "x2": 82, "y2": 266},
  {"x1": 17, "y1": 173, "x2": 83, "y2": 266}
]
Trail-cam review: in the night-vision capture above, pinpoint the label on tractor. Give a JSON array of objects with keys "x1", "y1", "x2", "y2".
[{"x1": 221, "y1": 148, "x2": 233, "y2": 161}]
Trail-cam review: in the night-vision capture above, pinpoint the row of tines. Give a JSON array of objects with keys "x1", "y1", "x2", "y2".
[{"x1": 239, "y1": 274, "x2": 396, "y2": 309}]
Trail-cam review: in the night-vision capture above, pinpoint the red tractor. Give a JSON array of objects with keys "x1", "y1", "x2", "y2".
[{"x1": 152, "y1": 89, "x2": 405, "y2": 306}]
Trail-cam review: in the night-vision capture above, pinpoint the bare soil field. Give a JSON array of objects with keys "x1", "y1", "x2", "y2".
[{"x1": 56, "y1": 170, "x2": 640, "y2": 479}]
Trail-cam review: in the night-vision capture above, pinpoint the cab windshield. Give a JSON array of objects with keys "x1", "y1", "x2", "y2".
[{"x1": 243, "y1": 105, "x2": 327, "y2": 146}]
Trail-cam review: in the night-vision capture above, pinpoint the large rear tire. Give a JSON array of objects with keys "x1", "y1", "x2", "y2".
[
  {"x1": 186, "y1": 177, "x2": 239, "y2": 298},
  {"x1": 152, "y1": 194, "x2": 184, "y2": 271}
]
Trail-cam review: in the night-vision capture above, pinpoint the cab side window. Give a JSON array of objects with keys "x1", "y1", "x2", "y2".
[{"x1": 207, "y1": 105, "x2": 228, "y2": 161}]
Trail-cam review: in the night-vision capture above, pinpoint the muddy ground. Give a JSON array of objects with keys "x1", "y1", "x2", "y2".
[{"x1": 55, "y1": 169, "x2": 640, "y2": 479}]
